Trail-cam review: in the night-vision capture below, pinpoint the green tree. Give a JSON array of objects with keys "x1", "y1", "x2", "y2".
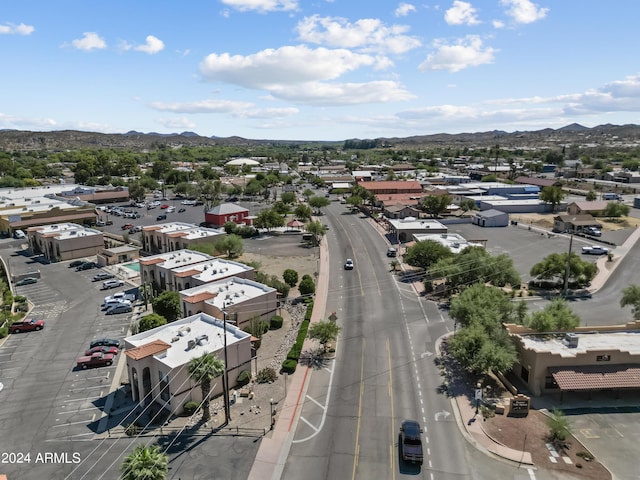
[
  {"x1": 294, "y1": 203, "x2": 312, "y2": 221},
  {"x1": 138, "y1": 313, "x2": 167, "y2": 333},
  {"x1": 299, "y1": 274, "x2": 316, "y2": 296},
  {"x1": 254, "y1": 208, "x2": 285, "y2": 231},
  {"x1": 530, "y1": 252, "x2": 596, "y2": 288},
  {"x1": 546, "y1": 409, "x2": 572, "y2": 448},
  {"x1": 603, "y1": 202, "x2": 630, "y2": 218},
  {"x1": 450, "y1": 284, "x2": 519, "y2": 331},
  {"x1": 120, "y1": 444, "x2": 168, "y2": 480},
  {"x1": 272, "y1": 201, "x2": 290, "y2": 216},
  {"x1": 308, "y1": 321, "x2": 341, "y2": 353},
  {"x1": 620, "y1": 284, "x2": 640, "y2": 320},
  {"x1": 304, "y1": 220, "x2": 326, "y2": 246},
  {"x1": 526, "y1": 298, "x2": 580, "y2": 332},
  {"x1": 448, "y1": 322, "x2": 517, "y2": 376},
  {"x1": 459, "y1": 198, "x2": 477, "y2": 212},
  {"x1": 302, "y1": 188, "x2": 314, "y2": 202},
  {"x1": 283, "y1": 269, "x2": 299, "y2": 287},
  {"x1": 308, "y1": 195, "x2": 330, "y2": 214},
  {"x1": 152, "y1": 291, "x2": 181, "y2": 322},
  {"x1": 127, "y1": 180, "x2": 146, "y2": 202},
  {"x1": 404, "y1": 240, "x2": 453, "y2": 271},
  {"x1": 187, "y1": 353, "x2": 225, "y2": 423},
  {"x1": 421, "y1": 194, "x2": 451, "y2": 218},
  {"x1": 215, "y1": 234, "x2": 244, "y2": 258},
  {"x1": 585, "y1": 190, "x2": 597, "y2": 201},
  {"x1": 281, "y1": 191, "x2": 297, "y2": 204},
  {"x1": 346, "y1": 195, "x2": 363, "y2": 210},
  {"x1": 540, "y1": 186, "x2": 565, "y2": 212}
]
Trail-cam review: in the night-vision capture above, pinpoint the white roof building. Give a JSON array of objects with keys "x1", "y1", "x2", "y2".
[
  {"x1": 124, "y1": 312, "x2": 253, "y2": 414},
  {"x1": 172, "y1": 257, "x2": 255, "y2": 291},
  {"x1": 412, "y1": 233, "x2": 483, "y2": 254}
]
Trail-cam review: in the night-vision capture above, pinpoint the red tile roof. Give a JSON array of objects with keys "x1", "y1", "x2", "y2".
[
  {"x1": 549, "y1": 364, "x2": 640, "y2": 391},
  {"x1": 183, "y1": 291, "x2": 217, "y2": 304},
  {"x1": 125, "y1": 339, "x2": 171, "y2": 360}
]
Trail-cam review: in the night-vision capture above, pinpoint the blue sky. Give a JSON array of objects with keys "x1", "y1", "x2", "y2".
[{"x1": 1, "y1": 1, "x2": 639, "y2": 141}]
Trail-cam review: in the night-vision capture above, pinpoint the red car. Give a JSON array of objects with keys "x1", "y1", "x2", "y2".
[
  {"x1": 160, "y1": 204, "x2": 169, "y2": 209},
  {"x1": 9, "y1": 318, "x2": 45, "y2": 334},
  {"x1": 85, "y1": 346, "x2": 119, "y2": 356},
  {"x1": 121, "y1": 223, "x2": 134, "y2": 230},
  {"x1": 77, "y1": 352, "x2": 115, "y2": 369}
]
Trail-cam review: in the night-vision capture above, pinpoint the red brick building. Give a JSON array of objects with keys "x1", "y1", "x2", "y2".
[{"x1": 204, "y1": 203, "x2": 250, "y2": 227}]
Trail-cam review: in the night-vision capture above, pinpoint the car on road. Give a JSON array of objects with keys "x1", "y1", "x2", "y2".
[
  {"x1": 178, "y1": 208, "x2": 186, "y2": 213},
  {"x1": 121, "y1": 223, "x2": 134, "y2": 230},
  {"x1": 386, "y1": 247, "x2": 398, "y2": 257},
  {"x1": 102, "y1": 279, "x2": 125, "y2": 290},
  {"x1": 181, "y1": 199, "x2": 197, "y2": 205},
  {"x1": 96, "y1": 220, "x2": 106, "y2": 227},
  {"x1": 582, "y1": 245, "x2": 609, "y2": 255},
  {"x1": 167, "y1": 206, "x2": 175, "y2": 213},
  {"x1": 69, "y1": 260, "x2": 85, "y2": 268},
  {"x1": 9, "y1": 318, "x2": 45, "y2": 333},
  {"x1": 84, "y1": 345, "x2": 119, "y2": 356},
  {"x1": 344, "y1": 258, "x2": 354, "y2": 270},
  {"x1": 77, "y1": 352, "x2": 115, "y2": 369},
  {"x1": 76, "y1": 261, "x2": 98, "y2": 271},
  {"x1": 129, "y1": 226, "x2": 142, "y2": 233},
  {"x1": 157, "y1": 214, "x2": 167, "y2": 221},
  {"x1": 15, "y1": 277, "x2": 38, "y2": 286},
  {"x1": 89, "y1": 338, "x2": 121, "y2": 349},
  {"x1": 160, "y1": 204, "x2": 169, "y2": 209},
  {"x1": 105, "y1": 303, "x2": 133, "y2": 315},
  {"x1": 92, "y1": 272, "x2": 115, "y2": 282},
  {"x1": 400, "y1": 420, "x2": 424, "y2": 465}
]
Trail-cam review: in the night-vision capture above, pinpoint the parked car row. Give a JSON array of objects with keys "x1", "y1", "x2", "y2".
[
  {"x1": 101, "y1": 291, "x2": 136, "y2": 315},
  {"x1": 77, "y1": 338, "x2": 122, "y2": 369}
]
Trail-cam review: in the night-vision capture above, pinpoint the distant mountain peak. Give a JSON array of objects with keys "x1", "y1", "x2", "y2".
[{"x1": 556, "y1": 123, "x2": 588, "y2": 132}]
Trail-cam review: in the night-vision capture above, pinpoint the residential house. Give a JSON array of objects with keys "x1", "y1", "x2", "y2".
[
  {"x1": 553, "y1": 214, "x2": 599, "y2": 233},
  {"x1": 566, "y1": 201, "x2": 608, "y2": 216}
]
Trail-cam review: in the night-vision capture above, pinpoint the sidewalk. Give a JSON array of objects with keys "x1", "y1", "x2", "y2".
[{"x1": 247, "y1": 234, "x2": 330, "y2": 480}]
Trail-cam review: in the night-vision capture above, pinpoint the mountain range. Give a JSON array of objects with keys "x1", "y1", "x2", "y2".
[{"x1": 1, "y1": 124, "x2": 639, "y2": 151}]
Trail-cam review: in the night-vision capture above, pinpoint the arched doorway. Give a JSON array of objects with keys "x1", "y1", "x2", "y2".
[
  {"x1": 142, "y1": 367, "x2": 152, "y2": 405},
  {"x1": 131, "y1": 368, "x2": 140, "y2": 402}
]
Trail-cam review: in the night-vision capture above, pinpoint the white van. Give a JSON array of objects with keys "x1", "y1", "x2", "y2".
[{"x1": 603, "y1": 193, "x2": 621, "y2": 201}]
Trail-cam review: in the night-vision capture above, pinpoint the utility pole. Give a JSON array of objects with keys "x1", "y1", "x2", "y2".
[{"x1": 563, "y1": 229, "x2": 575, "y2": 296}]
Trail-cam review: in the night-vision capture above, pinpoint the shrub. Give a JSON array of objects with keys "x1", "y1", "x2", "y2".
[
  {"x1": 0, "y1": 326, "x2": 8, "y2": 338},
  {"x1": 283, "y1": 269, "x2": 299, "y2": 287},
  {"x1": 270, "y1": 315, "x2": 283, "y2": 330},
  {"x1": 124, "y1": 423, "x2": 140, "y2": 437},
  {"x1": 183, "y1": 401, "x2": 199, "y2": 416},
  {"x1": 281, "y1": 359, "x2": 297, "y2": 374},
  {"x1": 299, "y1": 276, "x2": 316, "y2": 296},
  {"x1": 236, "y1": 370, "x2": 252, "y2": 387},
  {"x1": 13, "y1": 295, "x2": 27, "y2": 303},
  {"x1": 256, "y1": 367, "x2": 277, "y2": 384}
]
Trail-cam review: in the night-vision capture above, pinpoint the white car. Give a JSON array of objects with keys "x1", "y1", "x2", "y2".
[
  {"x1": 581, "y1": 245, "x2": 609, "y2": 255},
  {"x1": 167, "y1": 206, "x2": 175, "y2": 213},
  {"x1": 102, "y1": 279, "x2": 125, "y2": 290},
  {"x1": 181, "y1": 199, "x2": 196, "y2": 206},
  {"x1": 344, "y1": 258, "x2": 354, "y2": 270}
]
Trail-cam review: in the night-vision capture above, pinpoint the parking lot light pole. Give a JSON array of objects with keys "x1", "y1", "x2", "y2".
[
  {"x1": 563, "y1": 221, "x2": 576, "y2": 296},
  {"x1": 270, "y1": 398, "x2": 275, "y2": 430}
]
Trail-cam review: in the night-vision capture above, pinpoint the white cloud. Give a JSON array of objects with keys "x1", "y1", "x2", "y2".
[
  {"x1": 0, "y1": 22, "x2": 35, "y2": 35},
  {"x1": 296, "y1": 15, "x2": 421, "y2": 55},
  {"x1": 420, "y1": 35, "x2": 496, "y2": 72},
  {"x1": 134, "y1": 35, "x2": 165, "y2": 54},
  {"x1": 70, "y1": 32, "x2": 107, "y2": 51},
  {"x1": 238, "y1": 107, "x2": 299, "y2": 119},
  {"x1": 150, "y1": 99, "x2": 255, "y2": 113},
  {"x1": 219, "y1": 0, "x2": 298, "y2": 13},
  {"x1": 500, "y1": 0, "x2": 548, "y2": 24},
  {"x1": 267, "y1": 80, "x2": 415, "y2": 105},
  {"x1": 199, "y1": 45, "x2": 377, "y2": 88},
  {"x1": 445, "y1": 1, "x2": 480, "y2": 26},
  {"x1": 0, "y1": 113, "x2": 56, "y2": 128},
  {"x1": 395, "y1": 2, "x2": 416, "y2": 17},
  {"x1": 492, "y1": 19, "x2": 505, "y2": 29}
]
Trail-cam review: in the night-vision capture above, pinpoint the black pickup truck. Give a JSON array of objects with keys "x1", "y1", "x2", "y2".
[{"x1": 400, "y1": 420, "x2": 424, "y2": 465}]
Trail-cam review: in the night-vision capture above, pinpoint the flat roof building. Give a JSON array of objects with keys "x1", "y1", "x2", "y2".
[
  {"x1": 141, "y1": 222, "x2": 224, "y2": 254},
  {"x1": 140, "y1": 249, "x2": 215, "y2": 292},
  {"x1": 172, "y1": 257, "x2": 255, "y2": 292},
  {"x1": 387, "y1": 217, "x2": 447, "y2": 243},
  {"x1": 26, "y1": 222, "x2": 103, "y2": 261}
]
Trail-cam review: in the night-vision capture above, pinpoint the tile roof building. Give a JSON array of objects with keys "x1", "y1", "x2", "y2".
[
  {"x1": 507, "y1": 322, "x2": 640, "y2": 397},
  {"x1": 124, "y1": 313, "x2": 253, "y2": 414},
  {"x1": 141, "y1": 221, "x2": 224, "y2": 254}
]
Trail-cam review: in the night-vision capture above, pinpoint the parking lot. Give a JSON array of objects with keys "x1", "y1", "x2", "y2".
[{"x1": 0, "y1": 243, "x2": 138, "y2": 479}]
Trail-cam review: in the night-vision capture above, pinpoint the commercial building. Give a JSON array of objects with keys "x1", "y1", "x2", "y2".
[
  {"x1": 140, "y1": 249, "x2": 215, "y2": 292},
  {"x1": 204, "y1": 203, "x2": 251, "y2": 227},
  {"x1": 472, "y1": 209, "x2": 509, "y2": 227},
  {"x1": 179, "y1": 276, "x2": 278, "y2": 329},
  {"x1": 26, "y1": 222, "x2": 103, "y2": 261},
  {"x1": 141, "y1": 222, "x2": 224, "y2": 254},
  {"x1": 124, "y1": 313, "x2": 253, "y2": 415},
  {"x1": 386, "y1": 217, "x2": 447, "y2": 243},
  {"x1": 412, "y1": 233, "x2": 483, "y2": 253},
  {"x1": 172, "y1": 257, "x2": 255, "y2": 292},
  {"x1": 507, "y1": 322, "x2": 640, "y2": 398}
]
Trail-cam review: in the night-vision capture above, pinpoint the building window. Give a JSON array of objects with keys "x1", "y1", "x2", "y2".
[
  {"x1": 158, "y1": 371, "x2": 170, "y2": 402},
  {"x1": 520, "y1": 365, "x2": 529, "y2": 382},
  {"x1": 596, "y1": 355, "x2": 611, "y2": 362}
]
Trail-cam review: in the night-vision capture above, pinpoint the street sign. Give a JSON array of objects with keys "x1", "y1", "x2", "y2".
[{"x1": 475, "y1": 388, "x2": 483, "y2": 400}]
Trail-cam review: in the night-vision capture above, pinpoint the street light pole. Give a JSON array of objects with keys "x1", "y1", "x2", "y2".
[{"x1": 270, "y1": 398, "x2": 275, "y2": 430}]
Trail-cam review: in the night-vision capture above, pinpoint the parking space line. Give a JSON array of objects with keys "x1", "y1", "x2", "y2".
[
  {"x1": 68, "y1": 385, "x2": 106, "y2": 392},
  {"x1": 52, "y1": 419, "x2": 94, "y2": 428},
  {"x1": 57, "y1": 406, "x2": 99, "y2": 415},
  {"x1": 63, "y1": 396, "x2": 102, "y2": 403}
]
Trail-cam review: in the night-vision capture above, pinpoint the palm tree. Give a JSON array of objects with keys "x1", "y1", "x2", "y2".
[
  {"x1": 187, "y1": 353, "x2": 225, "y2": 423},
  {"x1": 120, "y1": 444, "x2": 168, "y2": 480}
]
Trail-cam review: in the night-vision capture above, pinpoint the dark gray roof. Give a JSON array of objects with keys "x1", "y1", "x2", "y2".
[{"x1": 206, "y1": 203, "x2": 249, "y2": 215}]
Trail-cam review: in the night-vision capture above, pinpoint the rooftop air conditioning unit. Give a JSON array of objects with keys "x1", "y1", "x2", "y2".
[
  {"x1": 234, "y1": 292, "x2": 240, "y2": 297},
  {"x1": 187, "y1": 339, "x2": 196, "y2": 350},
  {"x1": 171, "y1": 336, "x2": 180, "y2": 343},
  {"x1": 195, "y1": 334, "x2": 209, "y2": 345},
  {"x1": 563, "y1": 333, "x2": 579, "y2": 348}
]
